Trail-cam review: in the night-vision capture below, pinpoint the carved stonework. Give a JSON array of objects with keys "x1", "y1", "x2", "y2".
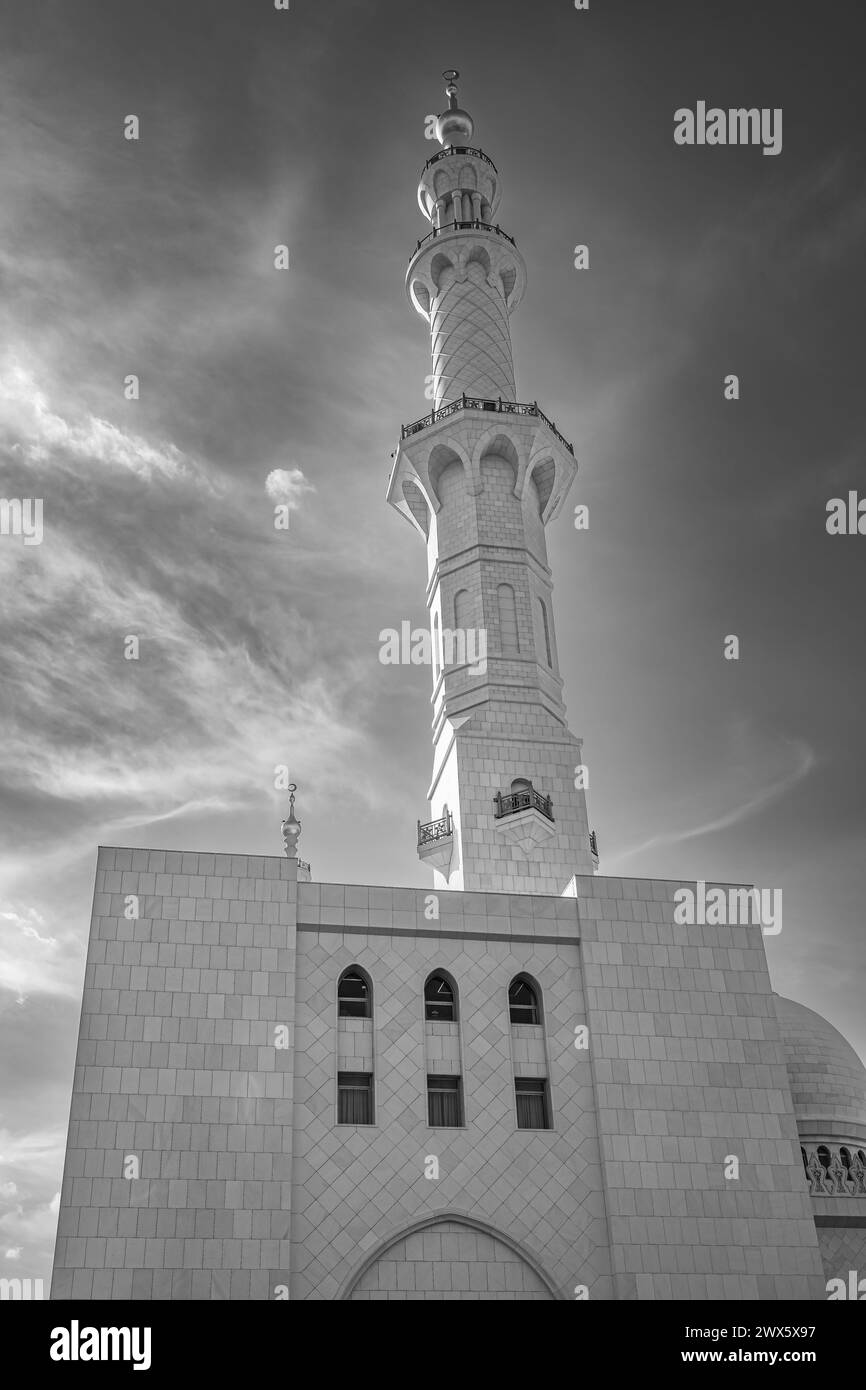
[{"x1": 801, "y1": 1142, "x2": 866, "y2": 1196}]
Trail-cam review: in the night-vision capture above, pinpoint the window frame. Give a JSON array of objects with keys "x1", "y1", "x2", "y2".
[
  {"x1": 337, "y1": 1070, "x2": 375, "y2": 1126},
  {"x1": 427, "y1": 1074, "x2": 464, "y2": 1128},
  {"x1": 338, "y1": 967, "x2": 372, "y2": 1019},
  {"x1": 424, "y1": 971, "x2": 457, "y2": 1022},
  {"x1": 515, "y1": 1077, "x2": 551, "y2": 1131}
]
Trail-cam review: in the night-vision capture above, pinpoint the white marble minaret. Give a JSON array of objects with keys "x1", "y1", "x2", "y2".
[{"x1": 388, "y1": 72, "x2": 596, "y2": 895}]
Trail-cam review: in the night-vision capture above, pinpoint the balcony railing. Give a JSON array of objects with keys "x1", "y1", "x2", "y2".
[
  {"x1": 589, "y1": 830, "x2": 599, "y2": 866},
  {"x1": 410, "y1": 219, "x2": 516, "y2": 260},
  {"x1": 401, "y1": 395, "x2": 574, "y2": 457},
  {"x1": 494, "y1": 788, "x2": 554, "y2": 822},
  {"x1": 423, "y1": 145, "x2": 497, "y2": 173},
  {"x1": 418, "y1": 811, "x2": 453, "y2": 847},
  {"x1": 297, "y1": 858, "x2": 310, "y2": 874}
]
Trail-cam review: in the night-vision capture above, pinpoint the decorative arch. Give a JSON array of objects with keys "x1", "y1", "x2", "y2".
[
  {"x1": 337, "y1": 1210, "x2": 562, "y2": 1300},
  {"x1": 337, "y1": 965, "x2": 373, "y2": 1019},
  {"x1": 430, "y1": 251, "x2": 454, "y2": 290},
  {"x1": 402, "y1": 480, "x2": 430, "y2": 538},
  {"x1": 509, "y1": 972, "x2": 542, "y2": 1025},
  {"x1": 424, "y1": 968, "x2": 459, "y2": 1022},
  {"x1": 428, "y1": 442, "x2": 467, "y2": 506}
]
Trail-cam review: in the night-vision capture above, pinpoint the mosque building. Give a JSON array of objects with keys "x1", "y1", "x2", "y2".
[{"x1": 50, "y1": 73, "x2": 866, "y2": 1302}]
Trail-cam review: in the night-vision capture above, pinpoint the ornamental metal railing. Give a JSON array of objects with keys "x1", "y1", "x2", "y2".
[
  {"x1": 297, "y1": 858, "x2": 310, "y2": 874},
  {"x1": 410, "y1": 219, "x2": 516, "y2": 259},
  {"x1": 493, "y1": 788, "x2": 554, "y2": 822},
  {"x1": 423, "y1": 145, "x2": 497, "y2": 173},
  {"x1": 589, "y1": 830, "x2": 600, "y2": 865},
  {"x1": 417, "y1": 810, "x2": 453, "y2": 847},
  {"x1": 400, "y1": 395, "x2": 574, "y2": 457}
]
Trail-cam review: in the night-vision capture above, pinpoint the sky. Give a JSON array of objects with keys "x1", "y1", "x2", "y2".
[{"x1": 1, "y1": 0, "x2": 864, "y2": 1291}]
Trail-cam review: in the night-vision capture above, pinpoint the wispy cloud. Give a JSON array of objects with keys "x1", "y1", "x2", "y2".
[{"x1": 616, "y1": 733, "x2": 816, "y2": 863}]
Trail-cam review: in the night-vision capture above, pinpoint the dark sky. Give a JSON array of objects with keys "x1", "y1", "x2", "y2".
[{"x1": 1, "y1": 0, "x2": 864, "y2": 1286}]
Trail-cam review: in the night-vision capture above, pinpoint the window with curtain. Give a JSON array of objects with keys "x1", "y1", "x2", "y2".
[
  {"x1": 338, "y1": 968, "x2": 371, "y2": 1018},
  {"x1": 425, "y1": 973, "x2": 456, "y2": 1021},
  {"x1": 337, "y1": 1072, "x2": 374, "y2": 1124},
  {"x1": 537, "y1": 597, "x2": 552, "y2": 667},
  {"x1": 427, "y1": 1075, "x2": 463, "y2": 1127},
  {"x1": 515, "y1": 1078, "x2": 550, "y2": 1130},
  {"x1": 509, "y1": 977, "x2": 540, "y2": 1025},
  {"x1": 497, "y1": 583, "x2": 519, "y2": 655}
]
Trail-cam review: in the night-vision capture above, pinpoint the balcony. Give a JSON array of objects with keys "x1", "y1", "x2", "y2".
[
  {"x1": 400, "y1": 394, "x2": 574, "y2": 457},
  {"x1": 418, "y1": 811, "x2": 453, "y2": 847},
  {"x1": 494, "y1": 788, "x2": 554, "y2": 822},
  {"x1": 492, "y1": 782, "x2": 556, "y2": 856},
  {"x1": 410, "y1": 219, "x2": 516, "y2": 261},
  {"x1": 423, "y1": 145, "x2": 497, "y2": 173},
  {"x1": 417, "y1": 810, "x2": 454, "y2": 876}
]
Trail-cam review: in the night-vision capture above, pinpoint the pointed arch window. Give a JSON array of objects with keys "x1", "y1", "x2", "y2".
[
  {"x1": 338, "y1": 967, "x2": 372, "y2": 1019},
  {"x1": 425, "y1": 972, "x2": 457, "y2": 1022},
  {"x1": 509, "y1": 977, "x2": 540, "y2": 1025}
]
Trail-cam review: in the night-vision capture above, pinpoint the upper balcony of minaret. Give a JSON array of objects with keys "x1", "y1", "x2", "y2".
[
  {"x1": 416, "y1": 145, "x2": 502, "y2": 230},
  {"x1": 386, "y1": 396, "x2": 578, "y2": 542}
]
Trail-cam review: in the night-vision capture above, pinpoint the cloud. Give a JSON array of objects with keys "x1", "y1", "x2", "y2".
[
  {"x1": 0, "y1": 357, "x2": 203, "y2": 484},
  {"x1": 617, "y1": 734, "x2": 816, "y2": 863},
  {"x1": 264, "y1": 466, "x2": 315, "y2": 508}
]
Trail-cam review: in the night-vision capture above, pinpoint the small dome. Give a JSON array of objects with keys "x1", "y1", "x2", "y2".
[
  {"x1": 436, "y1": 107, "x2": 474, "y2": 146},
  {"x1": 775, "y1": 994, "x2": 866, "y2": 1144}
]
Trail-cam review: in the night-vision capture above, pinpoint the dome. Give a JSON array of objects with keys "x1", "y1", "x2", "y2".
[
  {"x1": 775, "y1": 994, "x2": 866, "y2": 1144},
  {"x1": 436, "y1": 107, "x2": 474, "y2": 146}
]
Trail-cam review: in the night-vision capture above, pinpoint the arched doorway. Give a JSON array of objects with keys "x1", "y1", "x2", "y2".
[{"x1": 344, "y1": 1217, "x2": 556, "y2": 1300}]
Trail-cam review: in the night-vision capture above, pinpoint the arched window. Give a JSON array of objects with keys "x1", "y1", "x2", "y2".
[
  {"x1": 497, "y1": 583, "x2": 519, "y2": 655},
  {"x1": 425, "y1": 972, "x2": 456, "y2": 1022},
  {"x1": 509, "y1": 974, "x2": 551, "y2": 1129},
  {"x1": 817, "y1": 1145, "x2": 831, "y2": 1170},
  {"x1": 454, "y1": 588, "x2": 472, "y2": 632},
  {"x1": 338, "y1": 967, "x2": 371, "y2": 1018},
  {"x1": 840, "y1": 1147, "x2": 852, "y2": 1171},
  {"x1": 509, "y1": 976, "x2": 540, "y2": 1025},
  {"x1": 537, "y1": 597, "x2": 552, "y2": 667},
  {"x1": 800, "y1": 1146, "x2": 808, "y2": 1174}
]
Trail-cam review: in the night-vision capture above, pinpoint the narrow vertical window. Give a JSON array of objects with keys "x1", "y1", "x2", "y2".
[
  {"x1": 497, "y1": 583, "x2": 519, "y2": 655},
  {"x1": 515, "y1": 1079, "x2": 550, "y2": 1130},
  {"x1": 509, "y1": 974, "x2": 552, "y2": 1130},
  {"x1": 537, "y1": 597, "x2": 552, "y2": 667},
  {"x1": 432, "y1": 611, "x2": 441, "y2": 680},
  {"x1": 338, "y1": 1072, "x2": 374, "y2": 1125},
  {"x1": 454, "y1": 588, "x2": 472, "y2": 632},
  {"x1": 427, "y1": 1075, "x2": 463, "y2": 1127},
  {"x1": 338, "y1": 968, "x2": 371, "y2": 1018},
  {"x1": 425, "y1": 973, "x2": 456, "y2": 1021},
  {"x1": 509, "y1": 977, "x2": 540, "y2": 1024}
]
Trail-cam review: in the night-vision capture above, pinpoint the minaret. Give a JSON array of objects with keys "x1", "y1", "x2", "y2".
[{"x1": 388, "y1": 71, "x2": 596, "y2": 894}]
